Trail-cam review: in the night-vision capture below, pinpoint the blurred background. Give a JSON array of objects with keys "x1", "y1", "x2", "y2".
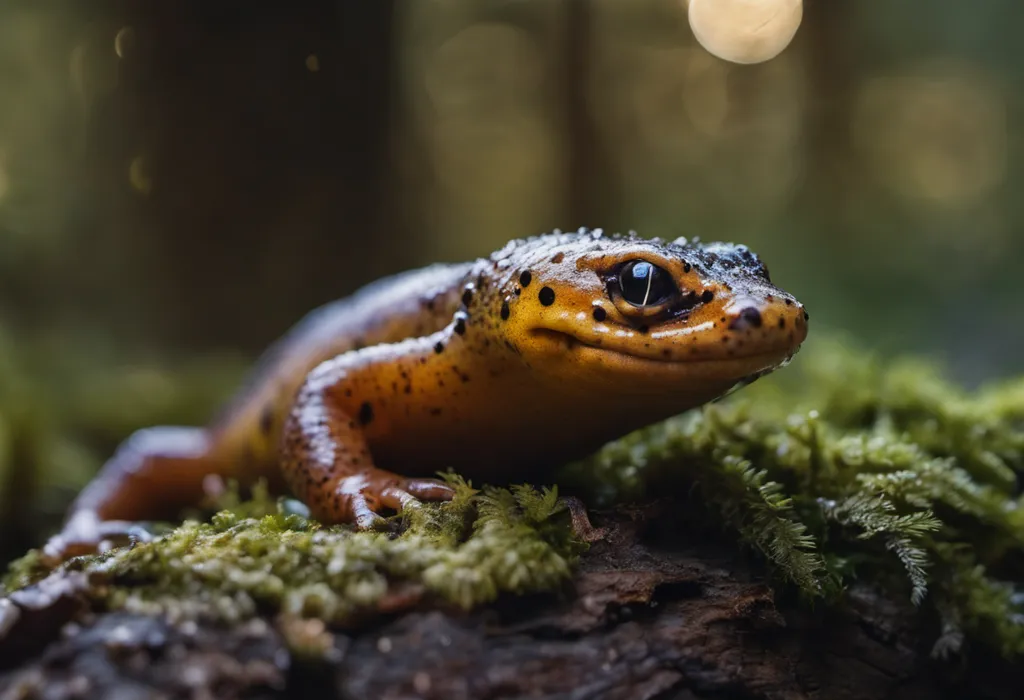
[{"x1": 0, "y1": 0, "x2": 1022, "y2": 561}]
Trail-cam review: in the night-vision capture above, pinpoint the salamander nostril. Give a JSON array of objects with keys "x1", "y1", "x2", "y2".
[{"x1": 728, "y1": 306, "x2": 763, "y2": 331}]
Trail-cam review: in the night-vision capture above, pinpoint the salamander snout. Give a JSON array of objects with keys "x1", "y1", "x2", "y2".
[{"x1": 720, "y1": 293, "x2": 808, "y2": 357}]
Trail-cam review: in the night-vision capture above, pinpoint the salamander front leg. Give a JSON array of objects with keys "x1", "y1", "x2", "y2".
[
  {"x1": 42, "y1": 426, "x2": 227, "y2": 562},
  {"x1": 280, "y1": 385, "x2": 455, "y2": 528}
]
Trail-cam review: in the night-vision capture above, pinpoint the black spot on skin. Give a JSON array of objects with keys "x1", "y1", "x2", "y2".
[
  {"x1": 539, "y1": 286, "x2": 556, "y2": 306},
  {"x1": 344, "y1": 389, "x2": 353, "y2": 397},
  {"x1": 701, "y1": 290, "x2": 714, "y2": 303},
  {"x1": 259, "y1": 406, "x2": 274, "y2": 435},
  {"x1": 454, "y1": 316, "x2": 467, "y2": 335},
  {"x1": 803, "y1": 311, "x2": 810, "y2": 321},
  {"x1": 514, "y1": 287, "x2": 521, "y2": 296},
  {"x1": 662, "y1": 348, "x2": 672, "y2": 357},
  {"x1": 683, "y1": 262, "x2": 691, "y2": 273},
  {"x1": 637, "y1": 324, "x2": 649, "y2": 334},
  {"x1": 729, "y1": 307, "x2": 762, "y2": 330},
  {"x1": 592, "y1": 307, "x2": 607, "y2": 322},
  {"x1": 426, "y1": 298, "x2": 436, "y2": 311},
  {"x1": 429, "y1": 407, "x2": 442, "y2": 416},
  {"x1": 784, "y1": 299, "x2": 793, "y2": 306},
  {"x1": 778, "y1": 318, "x2": 786, "y2": 329},
  {"x1": 519, "y1": 270, "x2": 532, "y2": 288},
  {"x1": 358, "y1": 402, "x2": 374, "y2": 425},
  {"x1": 500, "y1": 302, "x2": 510, "y2": 321},
  {"x1": 434, "y1": 341, "x2": 444, "y2": 354},
  {"x1": 462, "y1": 288, "x2": 473, "y2": 306},
  {"x1": 550, "y1": 252, "x2": 564, "y2": 264}
]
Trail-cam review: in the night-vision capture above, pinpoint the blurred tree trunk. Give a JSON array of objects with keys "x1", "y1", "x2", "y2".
[{"x1": 560, "y1": 0, "x2": 620, "y2": 228}]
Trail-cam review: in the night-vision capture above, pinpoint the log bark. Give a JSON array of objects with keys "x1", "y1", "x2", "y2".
[{"x1": 1, "y1": 502, "x2": 1020, "y2": 699}]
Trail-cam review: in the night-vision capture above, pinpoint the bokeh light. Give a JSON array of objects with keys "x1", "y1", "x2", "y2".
[{"x1": 687, "y1": 0, "x2": 803, "y2": 65}]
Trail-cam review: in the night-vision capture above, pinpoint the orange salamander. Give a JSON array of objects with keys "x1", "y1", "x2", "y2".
[{"x1": 44, "y1": 228, "x2": 809, "y2": 560}]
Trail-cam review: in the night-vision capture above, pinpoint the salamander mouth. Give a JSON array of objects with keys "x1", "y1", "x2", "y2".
[{"x1": 529, "y1": 328, "x2": 796, "y2": 370}]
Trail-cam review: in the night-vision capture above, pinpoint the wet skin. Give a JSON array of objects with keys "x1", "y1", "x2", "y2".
[{"x1": 44, "y1": 228, "x2": 809, "y2": 560}]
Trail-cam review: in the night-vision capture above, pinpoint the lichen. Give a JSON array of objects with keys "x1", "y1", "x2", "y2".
[{"x1": 3, "y1": 334, "x2": 1023, "y2": 660}]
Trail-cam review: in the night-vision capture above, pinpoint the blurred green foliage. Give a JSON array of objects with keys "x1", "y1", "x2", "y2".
[{"x1": 0, "y1": 324, "x2": 246, "y2": 561}]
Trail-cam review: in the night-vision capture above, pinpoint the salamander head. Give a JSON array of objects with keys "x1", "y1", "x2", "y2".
[{"x1": 486, "y1": 228, "x2": 808, "y2": 399}]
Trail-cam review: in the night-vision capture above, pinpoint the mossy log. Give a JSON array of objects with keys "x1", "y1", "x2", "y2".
[{"x1": 0, "y1": 500, "x2": 1021, "y2": 699}]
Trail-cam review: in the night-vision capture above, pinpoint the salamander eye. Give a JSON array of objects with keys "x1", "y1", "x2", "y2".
[{"x1": 619, "y1": 260, "x2": 676, "y2": 307}]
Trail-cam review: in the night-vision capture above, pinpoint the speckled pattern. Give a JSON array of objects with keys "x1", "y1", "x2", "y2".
[{"x1": 46, "y1": 228, "x2": 808, "y2": 556}]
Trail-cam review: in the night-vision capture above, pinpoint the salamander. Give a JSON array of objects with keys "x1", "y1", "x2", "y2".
[{"x1": 43, "y1": 228, "x2": 809, "y2": 560}]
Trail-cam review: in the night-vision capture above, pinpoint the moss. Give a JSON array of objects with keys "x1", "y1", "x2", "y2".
[
  {"x1": 3, "y1": 333, "x2": 1023, "y2": 660},
  {"x1": 565, "y1": 335, "x2": 1024, "y2": 658},
  {"x1": 4, "y1": 475, "x2": 584, "y2": 626}
]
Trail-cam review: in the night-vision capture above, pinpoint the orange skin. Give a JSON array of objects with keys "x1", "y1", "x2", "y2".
[{"x1": 44, "y1": 228, "x2": 808, "y2": 560}]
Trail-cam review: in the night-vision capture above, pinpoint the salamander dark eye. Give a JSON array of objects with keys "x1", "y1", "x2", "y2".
[{"x1": 619, "y1": 260, "x2": 676, "y2": 307}]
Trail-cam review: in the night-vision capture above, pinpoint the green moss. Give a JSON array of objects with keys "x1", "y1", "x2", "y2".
[
  {"x1": 3, "y1": 334, "x2": 1023, "y2": 660},
  {"x1": 4, "y1": 475, "x2": 584, "y2": 625},
  {"x1": 565, "y1": 335, "x2": 1024, "y2": 657}
]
